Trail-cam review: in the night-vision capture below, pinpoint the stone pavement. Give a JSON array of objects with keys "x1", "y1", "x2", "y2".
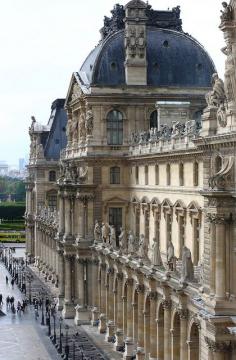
[{"x1": 0, "y1": 261, "x2": 61, "y2": 360}]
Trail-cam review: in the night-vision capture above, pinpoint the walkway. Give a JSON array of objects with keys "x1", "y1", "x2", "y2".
[{"x1": 0, "y1": 261, "x2": 60, "y2": 360}]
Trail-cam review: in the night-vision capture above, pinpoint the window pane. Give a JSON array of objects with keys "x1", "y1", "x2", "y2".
[{"x1": 107, "y1": 110, "x2": 123, "y2": 145}]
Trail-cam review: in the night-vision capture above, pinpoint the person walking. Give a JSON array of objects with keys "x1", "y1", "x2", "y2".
[
  {"x1": 11, "y1": 278, "x2": 14, "y2": 289},
  {"x1": 10, "y1": 296, "x2": 14, "y2": 309},
  {"x1": 0, "y1": 293, "x2": 3, "y2": 306},
  {"x1": 6, "y1": 296, "x2": 10, "y2": 309},
  {"x1": 5, "y1": 276, "x2": 8, "y2": 285}
]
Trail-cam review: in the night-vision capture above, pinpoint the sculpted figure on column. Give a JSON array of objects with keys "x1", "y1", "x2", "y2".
[
  {"x1": 119, "y1": 227, "x2": 127, "y2": 253},
  {"x1": 102, "y1": 222, "x2": 110, "y2": 244},
  {"x1": 128, "y1": 230, "x2": 136, "y2": 254},
  {"x1": 181, "y1": 246, "x2": 194, "y2": 282},
  {"x1": 139, "y1": 234, "x2": 148, "y2": 259},
  {"x1": 205, "y1": 73, "x2": 226, "y2": 108},
  {"x1": 167, "y1": 239, "x2": 176, "y2": 271},
  {"x1": 110, "y1": 225, "x2": 117, "y2": 249},
  {"x1": 66, "y1": 117, "x2": 73, "y2": 143},
  {"x1": 94, "y1": 220, "x2": 102, "y2": 243},
  {"x1": 150, "y1": 237, "x2": 162, "y2": 266},
  {"x1": 85, "y1": 109, "x2": 94, "y2": 136}
]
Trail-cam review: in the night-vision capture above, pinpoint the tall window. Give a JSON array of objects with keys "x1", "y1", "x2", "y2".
[
  {"x1": 49, "y1": 170, "x2": 56, "y2": 182},
  {"x1": 135, "y1": 166, "x2": 139, "y2": 184},
  {"x1": 150, "y1": 110, "x2": 158, "y2": 129},
  {"x1": 145, "y1": 165, "x2": 149, "y2": 185},
  {"x1": 193, "y1": 218, "x2": 200, "y2": 265},
  {"x1": 107, "y1": 110, "x2": 123, "y2": 145},
  {"x1": 47, "y1": 191, "x2": 57, "y2": 211},
  {"x1": 110, "y1": 166, "x2": 120, "y2": 184},
  {"x1": 179, "y1": 163, "x2": 184, "y2": 186},
  {"x1": 109, "y1": 207, "x2": 122, "y2": 246},
  {"x1": 155, "y1": 164, "x2": 159, "y2": 185},
  {"x1": 167, "y1": 164, "x2": 171, "y2": 186},
  {"x1": 215, "y1": 156, "x2": 222, "y2": 173},
  {"x1": 193, "y1": 162, "x2": 199, "y2": 187}
]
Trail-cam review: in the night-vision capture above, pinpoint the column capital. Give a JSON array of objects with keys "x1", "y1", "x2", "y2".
[
  {"x1": 136, "y1": 284, "x2": 145, "y2": 294},
  {"x1": 207, "y1": 213, "x2": 231, "y2": 224},
  {"x1": 147, "y1": 290, "x2": 158, "y2": 301},
  {"x1": 205, "y1": 337, "x2": 232, "y2": 353},
  {"x1": 161, "y1": 299, "x2": 172, "y2": 310},
  {"x1": 177, "y1": 308, "x2": 189, "y2": 320}
]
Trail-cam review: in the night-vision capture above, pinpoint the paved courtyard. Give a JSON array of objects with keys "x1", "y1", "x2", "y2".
[{"x1": 0, "y1": 259, "x2": 60, "y2": 360}]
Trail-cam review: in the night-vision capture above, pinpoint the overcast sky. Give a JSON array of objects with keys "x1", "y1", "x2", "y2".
[{"x1": 0, "y1": 0, "x2": 225, "y2": 166}]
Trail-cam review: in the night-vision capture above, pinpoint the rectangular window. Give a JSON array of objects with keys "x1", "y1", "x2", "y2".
[
  {"x1": 109, "y1": 208, "x2": 122, "y2": 246},
  {"x1": 135, "y1": 166, "x2": 139, "y2": 184},
  {"x1": 110, "y1": 167, "x2": 120, "y2": 184}
]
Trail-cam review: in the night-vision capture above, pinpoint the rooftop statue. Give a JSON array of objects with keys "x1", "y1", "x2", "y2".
[
  {"x1": 94, "y1": 220, "x2": 102, "y2": 243},
  {"x1": 181, "y1": 246, "x2": 194, "y2": 283},
  {"x1": 220, "y1": 2, "x2": 233, "y2": 22}
]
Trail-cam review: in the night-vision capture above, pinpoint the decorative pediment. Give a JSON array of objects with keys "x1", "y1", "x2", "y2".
[
  {"x1": 103, "y1": 196, "x2": 129, "y2": 214},
  {"x1": 65, "y1": 73, "x2": 83, "y2": 107}
]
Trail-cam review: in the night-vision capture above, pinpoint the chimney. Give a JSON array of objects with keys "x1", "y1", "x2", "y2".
[{"x1": 124, "y1": 0, "x2": 148, "y2": 86}]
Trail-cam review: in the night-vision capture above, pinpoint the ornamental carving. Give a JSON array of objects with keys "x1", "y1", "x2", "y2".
[
  {"x1": 71, "y1": 82, "x2": 81, "y2": 101},
  {"x1": 125, "y1": 27, "x2": 146, "y2": 59},
  {"x1": 85, "y1": 108, "x2": 94, "y2": 136},
  {"x1": 208, "y1": 156, "x2": 234, "y2": 190},
  {"x1": 177, "y1": 308, "x2": 189, "y2": 320},
  {"x1": 220, "y1": 2, "x2": 233, "y2": 24},
  {"x1": 205, "y1": 337, "x2": 232, "y2": 353},
  {"x1": 207, "y1": 213, "x2": 231, "y2": 225},
  {"x1": 147, "y1": 291, "x2": 158, "y2": 301},
  {"x1": 136, "y1": 284, "x2": 145, "y2": 293},
  {"x1": 205, "y1": 73, "x2": 226, "y2": 109},
  {"x1": 79, "y1": 112, "x2": 86, "y2": 139},
  {"x1": 161, "y1": 300, "x2": 172, "y2": 310}
]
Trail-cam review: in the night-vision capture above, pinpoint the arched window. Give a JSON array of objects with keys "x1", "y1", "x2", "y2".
[
  {"x1": 215, "y1": 156, "x2": 222, "y2": 173},
  {"x1": 107, "y1": 110, "x2": 123, "y2": 145},
  {"x1": 179, "y1": 163, "x2": 184, "y2": 186},
  {"x1": 150, "y1": 110, "x2": 158, "y2": 129},
  {"x1": 110, "y1": 166, "x2": 120, "y2": 184},
  {"x1": 145, "y1": 165, "x2": 149, "y2": 185},
  {"x1": 155, "y1": 164, "x2": 159, "y2": 185},
  {"x1": 166, "y1": 164, "x2": 171, "y2": 186},
  {"x1": 193, "y1": 162, "x2": 199, "y2": 187},
  {"x1": 49, "y1": 170, "x2": 56, "y2": 182}
]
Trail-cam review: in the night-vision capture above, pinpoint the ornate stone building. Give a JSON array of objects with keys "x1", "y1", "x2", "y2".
[{"x1": 25, "y1": 1, "x2": 236, "y2": 358}]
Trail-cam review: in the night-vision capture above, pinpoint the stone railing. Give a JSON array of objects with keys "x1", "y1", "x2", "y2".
[{"x1": 129, "y1": 121, "x2": 200, "y2": 155}]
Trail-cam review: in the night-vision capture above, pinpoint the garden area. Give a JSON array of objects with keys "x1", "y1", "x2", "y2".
[{"x1": 0, "y1": 176, "x2": 26, "y2": 243}]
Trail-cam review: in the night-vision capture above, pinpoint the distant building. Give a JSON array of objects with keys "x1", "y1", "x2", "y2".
[
  {"x1": 19, "y1": 158, "x2": 25, "y2": 172},
  {"x1": 0, "y1": 161, "x2": 8, "y2": 176}
]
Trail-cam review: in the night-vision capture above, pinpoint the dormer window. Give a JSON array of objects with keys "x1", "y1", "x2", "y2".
[{"x1": 49, "y1": 170, "x2": 56, "y2": 182}]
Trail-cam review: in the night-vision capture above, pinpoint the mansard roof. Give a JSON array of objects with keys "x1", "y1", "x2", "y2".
[
  {"x1": 43, "y1": 99, "x2": 67, "y2": 161},
  {"x1": 79, "y1": 28, "x2": 215, "y2": 88}
]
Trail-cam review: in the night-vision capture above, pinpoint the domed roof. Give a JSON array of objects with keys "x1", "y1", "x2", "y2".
[{"x1": 80, "y1": 28, "x2": 215, "y2": 88}]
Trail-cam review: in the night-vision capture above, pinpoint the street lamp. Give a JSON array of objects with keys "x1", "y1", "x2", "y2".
[
  {"x1": 58, "y1": 316, "x2": 63, "y2": 354},
  {"x1": 41, "y1": 291, "x2": 45, "y2": 326},
  {"x1": 51, "y1": 306, "x2": 56, "y2": 344},
  {"x1": 47, "y1": 306, "x2": 51, "y2": 337},
  {"x1": 64, "y1": 324, "x2": 70, "y2": 360}
]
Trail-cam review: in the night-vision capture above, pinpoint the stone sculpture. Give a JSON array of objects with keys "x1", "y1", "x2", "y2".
[
  {"x1": 167, "y1": 239, "x2": 175, "y2": 271},
  {"x1": 110, "y1": 225, "x2": 117, "y2": 249},
  {"x1": 128, "y1": 231, "x2": 136, "y2": 254},
  {"x1": 79, "y1": 113, "x2": 86, "y2": 139},
  {"x1": 102, "y1": 223, "x2": 110, "y2": 244},
  {"x1": 94, "y1": 220, "x2": 101, "y2": 243},
  {"x1": 139, "y1": 234, "x2": 148, "y2": 259},
  {"x1": 220, "y1": 2, "x2": 233, "y2": 22},
  {"x1": 181, "y1": 246, "x2": 194, "y2": 282},
  {"x1": 150, "y1": 237, "x2": 162, "y2": 266},
  {"x1": 205, "y1": 73, "x2": 226, "y2": 108},
  {"x1": 119, "y1": 228, "x2": 127, "y2": 252},
  {"x1": 85, "y1": 109, "x2": 94, "y2": 136},
  {"x1": 66, "y1": 117, "x2": 73, "y2": 143}
]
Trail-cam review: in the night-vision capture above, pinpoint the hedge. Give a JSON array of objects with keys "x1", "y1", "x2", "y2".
[{"x1": 0, "y1": 204, "x2": 25, "y2": 220}]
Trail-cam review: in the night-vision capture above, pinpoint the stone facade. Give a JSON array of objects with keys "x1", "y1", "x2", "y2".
[{"x1": 25, "y1": 1, "x2": 236, "y2": 358}]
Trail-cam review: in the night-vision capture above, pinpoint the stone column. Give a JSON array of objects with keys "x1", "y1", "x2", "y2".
[
  {"x1": 74, "y1": 258, "x2": 90, "y2": 324},
  {"x1": 106, "y1": 268, "x2": 115, "y2": 342},
  {"x1": 180, "y1": 310, "x2": 188, "y2": 360},
  {"x1": 124, "y1": 279, "x2": 135, "y2": 360},
  {"x1": 137, "y1": 284, "x2": 145, "y2": 355},
  {"x1": 99, "y1": 264, "x2": 107, "y2": 334},
  {"x1": 64, "y1": 194, "x2": 72, "y2": 240},
  {"x1": 149, "y1": 292, "x2": 158, "y2": 360},
  {"x1": 62, "y1": 254, "x2": 75, "y2": 319},
  {"x1": 114, "y1": 273, "x2": 124, "y2": 351},
  {"x1": 210, "y1": 220, "x2": 216, "y2": 296},
  {"x1": 163, "y1": 300, "x2": 171, "y2": 360},
  {"x1": 58, "y1": 192, "x2": 65, "y2": 236},
  {"x1": 205, "y1": 338, "x2": 232, "y2": 360},
  {"x1": 57, "y1": 249, "x2": 65, "y2": 310},
  {"x1": 215, "y1": 216, "x2": 227, "y2": 300}
]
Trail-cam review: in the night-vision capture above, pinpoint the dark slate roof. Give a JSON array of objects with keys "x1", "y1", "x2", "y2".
[
  {"x1": 79, "y1": 28, "x2": 215, "y2": 88},
  {"x1": 43, "y1": 99, "x2": 67, "y2": 161}
]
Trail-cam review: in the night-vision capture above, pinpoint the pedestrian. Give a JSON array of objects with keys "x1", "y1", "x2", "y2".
[
  {"x1": 11, "y1": 304, "x2": 16, "y2": 314},
  {"x1": 10, "y1": 296, "x2": 14, "y2": 309},
  {"x1": 6, "y1": 296, "x2": 10, "y2": 309},
  {"x1": 17, "y1": 301, "x2": 21, "y2": 314},
  {"x1": 5, "y1": 276, "x2": 8, "y2": 285},
  {"x1": 0, "y1": 294, "x2": 3, "y2": 306},
  {"x1": 11, "y1": 278, "x2": 14, "y2": 289}
]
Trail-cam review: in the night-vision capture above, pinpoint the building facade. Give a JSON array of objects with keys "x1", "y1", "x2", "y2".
[{"x1": 25, "y1": 1, "x2": 236, "y2": 358}]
